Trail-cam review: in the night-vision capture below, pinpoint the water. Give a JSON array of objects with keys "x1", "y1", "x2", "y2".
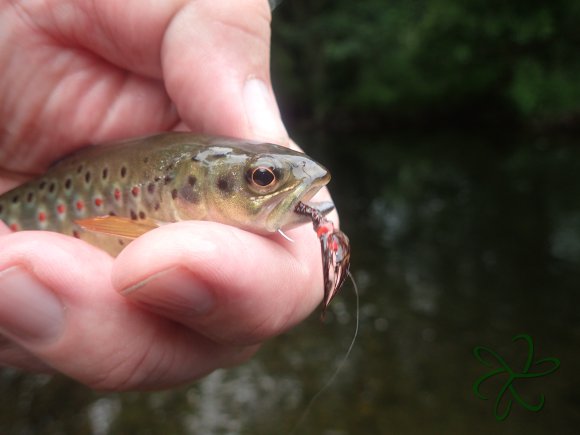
[{"x1": 1, "y1": 131, "x2": 579, "y2": 434}]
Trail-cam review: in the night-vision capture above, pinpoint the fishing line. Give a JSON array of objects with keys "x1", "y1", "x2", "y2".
[{"x1": 288, "y1": 270, "x2": 360, "y2": 434}]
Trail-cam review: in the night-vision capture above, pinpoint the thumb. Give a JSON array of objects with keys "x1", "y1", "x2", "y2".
[{"x1": 162, "y1": 0, "x2": 288, "y2": 144}]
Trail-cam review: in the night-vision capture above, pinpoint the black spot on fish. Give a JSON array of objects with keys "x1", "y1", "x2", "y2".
[
  {"x1": 85, "y1": 171, "x2": 91, "y2": 183},
  {"x1": 48, "y1": 182, "x2": 56, "y2": 193},
  {"x1": 179, "y1": 185, "x2": 200, "y2": 204},
  {"x1": 73, "y1": 230, "x2": 80, "y2": 239},
  {"x1": 77, "y1": 165, "x2": 83, "y2": 174},
  {"x1": 109, "y1": 211, "x2": 116, "y2": 216},
  {"x1": 119, "y1": 239, "x2": 125, "y2": 246},
  {"x1": 171, "y1": 189, "x2": 178, "y2": 200},
  {"x1": 39, "y1": 181, "x2": 46, "y2": 190},
  {"x1": 65, "y1": 178, "x2": 72, "y2": 189},
  {"x1": 12, "y1": 195, "x2": 19, "y2": 203},
  {"x1": 143, "y1": 157, "x2": 149, "y2": 163},
  {"x1": 188, "y1": 175, "x2": 197, "y2": 186},
  {"x1": 139, "y1": 211, "x2": 146, "y2": 219},
  {"x1": 102, "y1": 168, "x2": 108, "y2": 180},
  {"x1": 147, "y1": 183, "x2": 155, "y2": 194},
  {"x1": 27, "y1": 192, "x2": 34, "y2": 203},
  {"x1": 154, "y1": 202, "x2": 160, "y2": 211},
  {"x1": 217, "y1": 177, "x2": 232, "y2": 193},
  {"x1": 130, "y1": 210, "x2": 138, "y2": 220},
  {"x1": 166, "y1": 163, "x2": 174, "y2": 171},
  {"x1": 154, "y1": 176, "x2": 161, "y2": 182},
  {"x1": 121, "y1": 166, "x2": 127, "y2": 178},
  {"x1": 0, "y1": 204, "x2": 3, "y2": 213},
  {"x1": 164, "y1": 175, "x2": 173, "y2": 185}
]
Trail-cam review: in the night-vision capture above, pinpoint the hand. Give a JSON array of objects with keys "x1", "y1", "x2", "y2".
[{"x1": 0, "y1": 0, "x2": 334, "y2": 390}]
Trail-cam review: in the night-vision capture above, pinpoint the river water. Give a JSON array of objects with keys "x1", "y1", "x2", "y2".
[{"x1": 1, "y1": 130, "x2": 579, "y2": 434}]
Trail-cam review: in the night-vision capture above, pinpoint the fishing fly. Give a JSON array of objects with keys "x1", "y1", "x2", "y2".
[{"x1": 294, "y1": 201, "x2": 351, "y2": 318}]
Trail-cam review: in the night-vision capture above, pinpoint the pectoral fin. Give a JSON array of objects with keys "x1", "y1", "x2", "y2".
[{"x1": 75, "y1": 216, "x2": 160, "y2": 239}]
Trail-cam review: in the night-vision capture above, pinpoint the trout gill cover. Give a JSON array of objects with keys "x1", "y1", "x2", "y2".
[{"x1": 0, "y1": 132, "x2": 349, "y2": 313}]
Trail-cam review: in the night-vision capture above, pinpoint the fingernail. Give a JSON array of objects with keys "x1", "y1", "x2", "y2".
[
  {"x1": 0, "y1": 266, "x2": 65, "y2": 344},
  {"x1": 243, "y1": 78, "x2": 288, "y2": 143},
  {"x1": 120, "y1": 267, "x2": 214, "y2": 316}
]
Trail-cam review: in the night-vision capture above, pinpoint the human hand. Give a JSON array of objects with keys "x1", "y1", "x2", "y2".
[{"x1": 0, "y1": 0, "x2": 335, "y2": 390}]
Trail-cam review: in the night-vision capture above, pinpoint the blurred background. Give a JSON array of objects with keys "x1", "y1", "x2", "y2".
[{"x1": 2, "y1": 1, "x2": 579, "y2": 434}]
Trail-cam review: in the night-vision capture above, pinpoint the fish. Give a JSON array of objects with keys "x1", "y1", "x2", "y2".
[{"x1": 0, "y1": 133, "x2": 335, "y2": 257}]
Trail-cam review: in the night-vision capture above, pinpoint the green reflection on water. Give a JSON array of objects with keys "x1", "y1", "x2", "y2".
[{"x1": 1, "y1": 132, "x2": 579, "y2": 435}]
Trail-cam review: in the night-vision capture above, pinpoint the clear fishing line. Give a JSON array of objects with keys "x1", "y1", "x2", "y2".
[{"x1": 288, "y1": 270, "x2": 360, "y2": 434}]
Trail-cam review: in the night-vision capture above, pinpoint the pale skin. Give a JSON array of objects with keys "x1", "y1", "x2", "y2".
[{"x1": 0, "y1": 0, "x2": 337, "y2": 390}]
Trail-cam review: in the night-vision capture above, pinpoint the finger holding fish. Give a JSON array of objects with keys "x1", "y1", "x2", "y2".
[
  {"x1": 112, "y1": 218, "x2": 326, "y2": 345},
  {"x1": 0, "y1": 230, "x2": 258, "y2": 389}
]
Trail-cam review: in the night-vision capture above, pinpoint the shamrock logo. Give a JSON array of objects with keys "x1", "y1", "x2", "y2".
[{"x1": 473, "y1": 333, "x2": 560, "y2": 421}]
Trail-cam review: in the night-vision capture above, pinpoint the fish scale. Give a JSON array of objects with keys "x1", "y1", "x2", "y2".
[{"x1": 0, "y1": 133, "x2": 332, "y2": 256}]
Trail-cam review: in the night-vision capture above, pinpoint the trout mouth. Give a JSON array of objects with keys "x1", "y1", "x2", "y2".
[{"x1": 266, "y1": 177, "x2": 334, "y2": 232}]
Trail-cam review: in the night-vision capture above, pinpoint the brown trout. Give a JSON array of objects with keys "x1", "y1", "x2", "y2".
[{"x1": 0, "y1": 133, "x2": 334, "y2": 256}]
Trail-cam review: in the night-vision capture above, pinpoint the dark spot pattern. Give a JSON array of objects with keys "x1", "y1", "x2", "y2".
[
  {"x1": 109, "y1": 211, "x2": 116, "y2": 216},
  {"x1": 188, "y1": 175, "x2": 197, "y2": 186},
  {"x1": 139, "y1": 211, "x2": 146, "y2": 220},
  {"x1": 147, "y1": 183, "x2": 155, "y2": 194},
  {"x1": 85, "y1": 172, "x2": 91, "y2": 183},
  {"x1": 130, "y1": 210, "x2": 138, "y2": 220},
  {"x1": 154, "y1": 176, "x2": 161, "y2": 182},
  {"x1": 118, "y1": 239, "x2": 125, "y2": 246},
  {"x1": 73, "y1": 230, "x2": 80, "y2": 238},
  {"x1": 121, "y1": 167, "x2": 127, "y2": 178},
  {"x1": 48, "y1": 182, "x2": 56, "y2": 193},
  {"x1": 102, "y1": 168, "x2": 108, "y2": 179},
  {"x1": 154, "y1": 203, "x2": 160, "y2": 211},
  {"x1": 27, "y1": 192, "x2": 34, "y2": 203},
  {"x1": 65, "y1": 178, "x2": 72, "y2": 189},
  {"x1": 12, "y1": 195, "x2": 19, "y2": 203},
  {"x1": 171, "y1": 189, "x2": 178, "y2": 200},
  {"x1": 164, "y1": 175, "x2": 173, "y2": 185},
  {"x1": 0, "y1": 204, "x2": 3, "y2": 213},
  {"x1": 179, "y1": 185, "x2": 200, "y2": 204},
  {"x1": 39, "y1": 181, "x2": 46, "y2": 190},
  {"x1": 77, "y1": 165, "x2": 83, "y2": 174},
  {"x1": 217, "y1": 177, "x2": 232, "y2": 193},
  {"x1": 143, "y1": 157, "x2": 149, "y2": 163}
]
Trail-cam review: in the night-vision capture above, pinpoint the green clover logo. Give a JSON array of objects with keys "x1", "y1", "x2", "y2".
[{"x1": 473, "y1": 333, "x2": 560, "y2": 421}]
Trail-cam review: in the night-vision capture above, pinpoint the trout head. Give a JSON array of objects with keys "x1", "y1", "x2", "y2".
[{"x1": 176, "y1": 141, "x2": 333, "y2": 233}]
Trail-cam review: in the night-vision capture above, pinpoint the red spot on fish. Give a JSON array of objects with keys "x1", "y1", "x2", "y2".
[
  {"x1": 94, "y1": 198, "x2": 103, "y2": 207},
  {"x1": 114, "y1": 188, "x2": 121, "y2": 201},
  {"x1": 9, "y1": 223, "x2": 18, "y2": 231},
  {"x1": 76, "y1": 200, "x2": 84, "y2": 211},
  {"x1": 131, "y1": 187, "x2": 140, "y2": 197},
  {"x1": 57, "y1": 204, "x2": 66, "y2": 214},
  {"x1": 38, "y1": 212, "x2": 46, "y2": 222}
]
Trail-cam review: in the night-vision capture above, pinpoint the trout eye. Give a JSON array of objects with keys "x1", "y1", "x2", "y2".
[{"x1": 250, "y1": 166, "x2": 276, "y2": 187}]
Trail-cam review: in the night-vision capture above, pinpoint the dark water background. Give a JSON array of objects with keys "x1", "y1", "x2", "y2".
[{"x1": 1, "y1": 130, "x2": 579, "y2": 434}]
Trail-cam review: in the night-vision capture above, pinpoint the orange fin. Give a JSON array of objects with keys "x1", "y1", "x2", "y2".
[{"x1": 75, "y1": 216, "x2": 159, "y2": 239}]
